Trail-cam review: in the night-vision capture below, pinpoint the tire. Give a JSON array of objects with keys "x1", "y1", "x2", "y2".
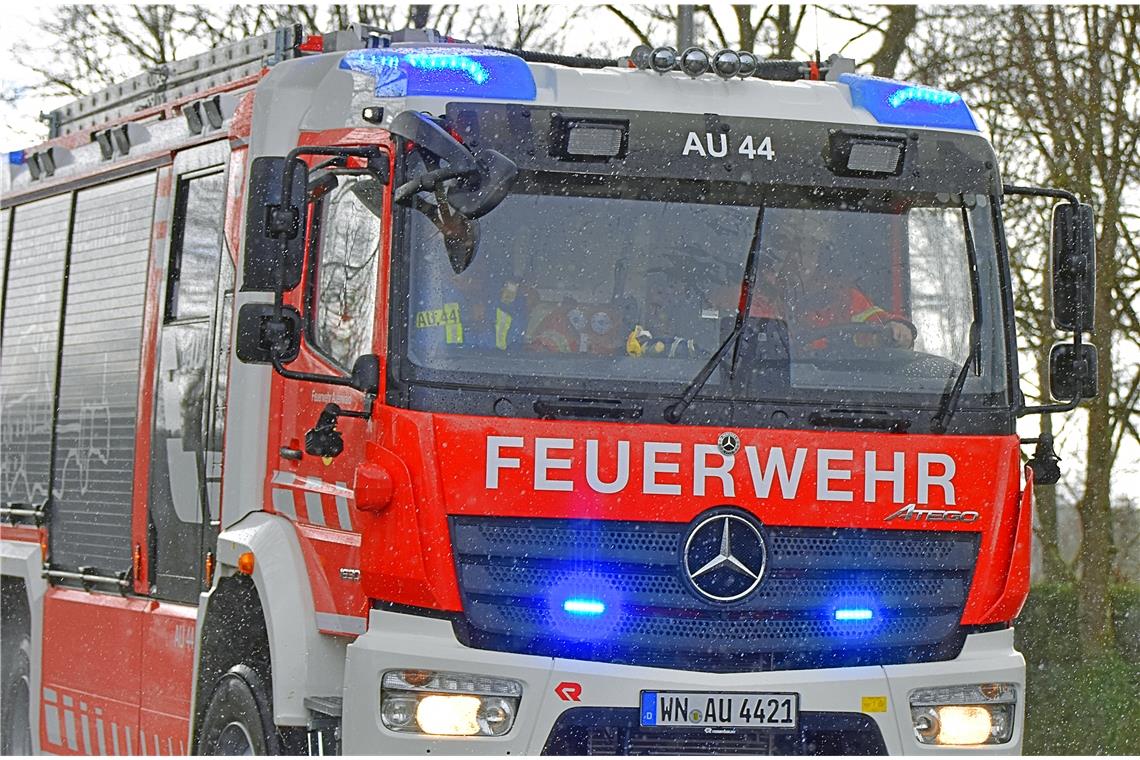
[
  {"x1": 197, "y1": 664, "x2": 305, "y2": 756},
  {"x1": 0, "y1": 637, "x2": 33, "y2": 756}
]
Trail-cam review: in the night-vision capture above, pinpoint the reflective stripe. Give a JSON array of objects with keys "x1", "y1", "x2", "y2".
[
  {"x1": 304, "y1": 491, "x2": 326, "y2": 527},
  {"x1": 495, "y1": 307, "x2": 512, "y2": 350},
  {"x1": 271, "y1": 470, "x2": 296, "y2": 486},
  {"x1": 335, "y1": 482, "x2": 353, "y2": 531},
  {"x1": 63, "y1": 695, "x2": 77, "y2": 750},
  {"x1": 95, "y1": 710, "x2": 107, "y2": 755},
  {"x1": 272, "y1": 488, "x2": 297, "y2": 520},
  {"x1": 851, "y1": 306, "x2": 886, "y2": 323},
  {"x1": 79, "y1": 705, "x2": 92, "y2": 753},
  {"x1": 44, "y1": 689, "x2": 62, "y2": 746}
]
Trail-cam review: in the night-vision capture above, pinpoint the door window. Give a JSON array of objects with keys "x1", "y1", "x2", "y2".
[{"x1": 310, "y1": 175, "x2": 385, "y2": 369}]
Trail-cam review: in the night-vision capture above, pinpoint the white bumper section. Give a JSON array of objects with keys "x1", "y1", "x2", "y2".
[{"x1": 342, "y1": 609, "x2": 1025, "y2": 755}]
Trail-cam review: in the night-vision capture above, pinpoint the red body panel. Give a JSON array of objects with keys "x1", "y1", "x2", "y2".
[
  {"x1": 40, "y1": 590, "x2": 146, "y2": 754},
  {"x1": 359, "y1": 411, "x2": 1025, "y2": 625},
  {"x1": 139, "y1": 601, "x2": 197, "y2": 754},
  {"x1": 0, "y1": 524, "x2": 41, "y2": 546},
  {"x1": 39, "y1": 590, "x2": 197, "y2": 755}
]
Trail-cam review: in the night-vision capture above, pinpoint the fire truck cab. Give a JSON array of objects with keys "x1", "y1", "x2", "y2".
[{"x1": 2, "y1": 23, "x2": 1097, "y2": 756}]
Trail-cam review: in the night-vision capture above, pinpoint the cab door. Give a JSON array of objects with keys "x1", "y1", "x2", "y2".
[
  {"x1": 146, "y1": 141, "x2": 232, "y2": 603},
  {"x1": 268, "y1": 145, "x2": 392, "y2": 636}
]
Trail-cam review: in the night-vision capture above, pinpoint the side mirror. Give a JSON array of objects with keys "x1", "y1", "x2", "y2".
[
  {"x1": 1050, "y1": 342, "x2": 1098, "y2": 401},
  {"x1": 388, "y1": 110, "x2": 518, "y2": 219},
  {"x1": 447, "y1": 147, "x2": 518, "y2": 219},
  {"x1": 1051, "y1": 202, "x2": 1095, "y2": 332},
  {"x1": 234, "y1": 303, "x2": 302, "y2": 364},
  {"x1": 243, "y1": 156, "x2": 308, "y2": 292},
  {"x1": 349, "y1": 354, "x2": 380, "y2": 395}
]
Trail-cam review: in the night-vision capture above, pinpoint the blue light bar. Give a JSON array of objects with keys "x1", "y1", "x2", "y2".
[
  {"x1": 340, "y1": 47, "x2": 537, "y2": 101},
  {"x1": 839, "y1": 74, "x2": 977, "y2": 132},
  {"x1": 834, "y1": 608, "x2": 874, "y2": 622},
  {"x1": 563, "y1": 598, "x2": 606, "y2": 616},
  {"x1": 7, "y1": 151, "x2": 25, "y2": 166}
]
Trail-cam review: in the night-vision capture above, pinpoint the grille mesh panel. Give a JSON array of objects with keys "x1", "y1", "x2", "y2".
[{"x1": 452, "y1": 516, "x2": 978, "y2": 672}]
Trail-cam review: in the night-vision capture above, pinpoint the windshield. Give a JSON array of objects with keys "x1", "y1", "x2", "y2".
[{"x1": 399, "y1": 174, "x2": 1008, "y2": 408}]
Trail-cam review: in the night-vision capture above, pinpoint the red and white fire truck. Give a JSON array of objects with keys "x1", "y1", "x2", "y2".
[{"x1": 2, "y1": 22, "x2": 1099, "y2": 756}]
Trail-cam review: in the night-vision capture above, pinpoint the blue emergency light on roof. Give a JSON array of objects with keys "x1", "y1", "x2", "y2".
[
  {"x1": 7, "y1": 151, "x2": 25, "y2": 166},
  {"x1": 839, "y1": 73, "x2": 977, "y2": 132},
  {"x1": 339, "y1": 47, "x2": 537, "y2": 101}
]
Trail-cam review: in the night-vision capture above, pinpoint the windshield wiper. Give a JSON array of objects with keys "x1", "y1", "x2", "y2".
[
  {"x1": 665, "y1": 208, "x2": 765, "y2": 423},
  {"x1": 930, "y1": 204, "x2": 983, "y2": 434}
]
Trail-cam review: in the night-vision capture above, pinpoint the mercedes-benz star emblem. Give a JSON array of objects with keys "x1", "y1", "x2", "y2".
[
  {"x1": 717, "y1": 431, "x2": 741, "y2": 456},
  {"x1": 683, "y1": 513, "x2": 767, "y2": 602}
]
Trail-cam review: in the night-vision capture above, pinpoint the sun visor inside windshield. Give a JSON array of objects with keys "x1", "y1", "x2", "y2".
[{"x1": 445, "y1": 103, "x2": 998, "y2": 196}]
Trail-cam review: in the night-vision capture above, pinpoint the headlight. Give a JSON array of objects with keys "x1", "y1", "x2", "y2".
[
  {"x1": 380, "y1": 670, "x2": 522, "y2": 737},
  {"x1": 909, "y1": 683, "x2": 1017, "y2": 745}
]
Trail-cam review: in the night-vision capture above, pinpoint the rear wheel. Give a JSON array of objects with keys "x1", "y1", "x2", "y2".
[
  {"x1": 197, "y1": 664, "x2": 305, "y2": 755},
  {"x1": 0, "y1": 637, "x2": 33, "y2": 756}
]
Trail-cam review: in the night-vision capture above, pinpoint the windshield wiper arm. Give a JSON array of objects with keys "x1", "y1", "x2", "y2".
[
  {"x1": 930, "y1": 203, "x2": 983, "y2": 434},
  {"x1": 665, "y1": 208, "x2": 765, "y2": 423}
]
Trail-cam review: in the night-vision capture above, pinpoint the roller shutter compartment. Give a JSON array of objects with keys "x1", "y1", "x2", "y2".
[
  {"x1": 49, "y1": 172, "x2": 156, "y2": 576},
  {"x1": 1, "y1": 195, "x2": 72, "y2": 510}
]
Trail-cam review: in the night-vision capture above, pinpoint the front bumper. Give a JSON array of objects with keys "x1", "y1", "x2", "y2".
[{"x1": 341, "y1": 609, "x2": 1025, "y2": 755}]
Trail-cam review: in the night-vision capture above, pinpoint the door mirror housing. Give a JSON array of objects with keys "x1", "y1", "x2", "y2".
[
  {"x1": 1050, "y1": 342, "x2": 1098, "y2": 401},
  {"x1": 243, "y1": 156, "x2": 308, "y2": 292},
  {"x1": 447, "y1": 147, "x2": 518, "y2": 219},
  {"x1": 349, "y1": 354, "x2": 380, "y2": 396},
  {"x1": 234, "y1": 303, "x2": 302, "y2": 364},
  {"x1": 1051, "y1": 202, "x2": 1095, "y2": 332},
  {"x1": 389, "y1": 109, "x2": 517, "y2": 216}
]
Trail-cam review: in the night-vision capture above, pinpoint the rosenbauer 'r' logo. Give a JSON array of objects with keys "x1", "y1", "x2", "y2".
[
  {"x1": 555, "y1": 682, "x2": 582, "y2": 701},
  {"x1": 884, "y1": 504, "x2": 979, "y2": 523}
]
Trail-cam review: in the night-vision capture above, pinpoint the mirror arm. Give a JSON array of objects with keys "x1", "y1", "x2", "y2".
[
  {"x1": 394, "y1": 166, "x2": 472, "y2": 204},
  {"x1": 1017, "y1": 394, "x2": 1082, "y2": 417},
  {"x1": 1002, "y1": 183, "x2": 1081, "y2": 205},
  {"x1": 268, "y1": 352, "x2": 372, "y2": 392}
]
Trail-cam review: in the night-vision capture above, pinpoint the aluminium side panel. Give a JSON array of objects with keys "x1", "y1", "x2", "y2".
[
  {"x1": 49, "y1": 172, "x2": 156, "y2": 575},
  {"x1": 1, "y1": 195, "x2": 72, "y2": 509}
]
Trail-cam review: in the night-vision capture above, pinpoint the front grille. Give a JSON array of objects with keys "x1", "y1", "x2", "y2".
[
  {"x1": 542, "y1": 708, "x2": 887, "y2": 755},
  {"x1": 451, "y1": 516, "x2": 978, "y2": 672}
]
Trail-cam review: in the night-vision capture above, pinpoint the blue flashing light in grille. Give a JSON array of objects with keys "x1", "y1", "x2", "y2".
[
  {"x1": 834, "y1": 607, "x2": 874, "y2": 622},
  {"x1": 839, "y1": 73, "x2": 977, "y2": 132},
  {"x1": 548, "y1": 573, "x2": 621, "y2": 641},
  {"x1": 563, "y1": 598, "x2": 606, "y2": 616},
  {"x1": 339, "y1": 47, "x2": 537, "y2": 101}
]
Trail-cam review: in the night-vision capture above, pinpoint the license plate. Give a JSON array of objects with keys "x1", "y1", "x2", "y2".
[{"x1": 640, "y1": 691, "x2": 799, "y2": 729}]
